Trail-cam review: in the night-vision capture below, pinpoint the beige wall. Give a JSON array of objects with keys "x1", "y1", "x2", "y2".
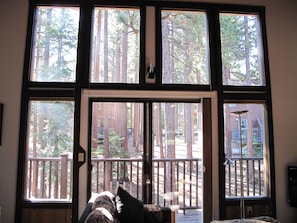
[{"x1": 1, "y1": 0, "x2": 297, "y2": 222}]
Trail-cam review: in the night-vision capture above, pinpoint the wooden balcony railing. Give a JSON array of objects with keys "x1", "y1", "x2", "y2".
[
  {"x1": 27, "y1": 153, "x2": 72, "y2": 200},
  {"x1": 225, "y1": 157, "x2": 265, "y2": 197},
  {"x1": 26, "y1": 155, "x2": 265, "y2": 208},
  {"x1": 91, "y1": 158, "x2": 203, "y2": 211}
]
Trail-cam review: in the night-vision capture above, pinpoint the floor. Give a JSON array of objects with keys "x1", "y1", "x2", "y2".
[{"x1": 175, "y1": 209, "x2": 202, "y2": 223}]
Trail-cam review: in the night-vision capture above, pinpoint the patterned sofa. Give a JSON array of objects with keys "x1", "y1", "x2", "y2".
[{"x1": 78, "y1": 187, "x2": 173, "y2": 223}]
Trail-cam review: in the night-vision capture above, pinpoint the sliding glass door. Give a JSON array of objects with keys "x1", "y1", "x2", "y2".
[{"x1": 88, "y1": 99, "x2": 207, "y2": 223}]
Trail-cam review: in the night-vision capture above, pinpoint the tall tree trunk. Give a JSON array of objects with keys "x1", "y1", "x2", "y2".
[
  {"x1": 103, "y1": 12, "x2": 111, "y2": 189},
  {"x1": 92, "y1": 105, "x2": 98, "y2": 149},
  {"x1": 162, "y1": 18, "x2": 170, "y2": 83},
  {"x1": 121, "y1": 24, "x2": 129, "y2": 148},
  {"x1": 31, "y1": 10, "x2": 43, "y2": 197},
  {"x1": 92, "y1": 11, "x2": 102, "y2": 149},
  {"x1": 165, "y1": 103, "x2": 176, "y2": 193},
  {"x1": 94, "y1": 10, "x2": 102, "y2": 82},
  {"x1": 103, "y1": 104, "x2": 111, "y2": 190},
  {"x1": 121, "y1": 24, "x2": 128, "y2": 82},
  {"x1": 182, "y1": 34, "x2": 193, "y2": 158},
  {"x1": 244, "y1": 16, "x2": 251, "y2": 86},
  {"x1": 162, "y1": 17, "x2": 177, "y2": 194},
  {"x1": 104, "y1": 11, "x2": 109, "y2": 82},
  {"x1": 44, "y1": 9, "x2": 52, "y2": 78},
  {"x1": 133, "y1": 104, "x2": 139, "y2": 149},
  {"x1": 243, "y1": 18, "x2": 255, "y2": 190},
  {"x1": 115, "y1": 33, "x2": 121, "y2": 82},
  {"x1": 185, "y1": 104, "x2": 193, "y2": 159},
  {"x1": 225, "y1": 105, "x2": 232, "y2": 157},
  {"x1": 156, "y1": 104, "x2": 164, "y2": 158}
]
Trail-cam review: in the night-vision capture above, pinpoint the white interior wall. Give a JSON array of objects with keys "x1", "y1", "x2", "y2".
[{"x1": 0, "y1": 0, "x2": 297, "y2": 222}]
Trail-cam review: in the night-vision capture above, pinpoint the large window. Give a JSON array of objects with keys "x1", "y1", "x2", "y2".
[
  {"x1": 17, "y1": 1, "x2": 274, "y2": 223},
  {"x1": 218, "y1": 9, "x2": 274, "y2": 219},
  {"x1": 26, "y1": 101, "x2": 74, "y2": 200},
  {"x1": 219, "y1": 12, "x2": 269, "y2": 198},
  {"x1": 224, "y1": 103, "x2": 268, "y2": 198}
]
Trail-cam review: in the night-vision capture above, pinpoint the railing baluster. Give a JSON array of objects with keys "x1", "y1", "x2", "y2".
[
  {"x1": 245, "y1": 160, "x2": 250, "y2": 196},
  {"x1": 96, "y1": 160, "x2": 99, "y2": 192},
  {"x1": 60, "y1": 153, "x2": 68, "y2": 199},
  {"x1": 42, "y1": 161, "x2": 46, "y2": 198},
  {"x1": 258, "y1": 159, "x2": 261, "y2": 195},
  {"x1": 189, "y1": 160, "x2": 192, "y2": 207},
  {"x1": 35, "y1": 160, "x2": 39, "y2": 198},
  {"x1": 176, "y1": 161, "x2": 179, "y2": 206},
  {"x1": 196, "y1": 160, "x2": 198, "y2": 207},
  {"x1": 136, "y1": 161, "x2": 139, "y2": 197},
  {"x1": 28, "y1": 160, "x2": 32, "y2": 198},
  {"x1": 49, "y1": 160, "x2": 52, "y2": 198},
  {"x1": 252, "y1": 159, "x2": 255, "y2": 196},
  {"x1": 228, "y1": 164, "x2": 231, "y2": 196},
  {"x1": 163, "y1": 160, "x2": 166, "y2": 206},
  {"x1": 183, "y1": 160, "x2": 186, "y2": 214},
  {"x1": 235, "y1": 160, "x2": 238, "y2": 196},
  {"x1": 54, "y1": 160, "x2": 58, "y2": 198},
  {"x1": 170, "y1": 160, "x2": 173, "y2": 206},
  {"x1": 156, "y1": 161, "x2": 160, "y2": 205}
]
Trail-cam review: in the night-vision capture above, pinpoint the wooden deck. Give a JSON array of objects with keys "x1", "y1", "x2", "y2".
[{"x1": 175, "y1": 209, "x2": 202, "y2": 223}]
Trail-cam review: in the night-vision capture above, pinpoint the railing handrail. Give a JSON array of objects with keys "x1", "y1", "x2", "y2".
[
  {"x1": 225, "y1": 157, "x2": 263, "y2": 161},
  {"x1": 91, "y1": 157, "x2": 201, "y2": 162},
  {"x1": 28, "y1": 157, "x2": 68, "y2": 161}
]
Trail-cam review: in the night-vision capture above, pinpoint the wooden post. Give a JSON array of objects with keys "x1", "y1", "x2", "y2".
[{"x1": 60, "y1": 153, "x2": 69, "y2": 199}]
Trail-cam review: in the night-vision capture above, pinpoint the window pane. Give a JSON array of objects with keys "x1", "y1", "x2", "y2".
[
  {"x1": 224, "y1": 103, "x2": 267, "y2": 198},
  {"x1": 162, "y1": 10, "x2": 210, "y2": 85},
  {"x1": 152, "y1": 102, "x2": 203, "y2": 217},
  {"x1": 90, "y1": 8, "x2": 140, "y2": 83},
  {"x1": 90, "y1": 102, "x2": 144, "y2": 198},
  {"x1": 25, "y1": 101, "x2": 74, "y2": 200},
  {"x1": 220, "y1": 14, "x2": 265, "y2": 86},
  {"x1": 30, "y1": 7, "x2": 79, "y2": 82}
]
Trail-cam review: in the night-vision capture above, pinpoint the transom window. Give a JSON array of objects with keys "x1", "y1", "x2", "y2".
[
  {"x1": 30, "y1": 7, "x2": 79, "y2": 82},
  {"x1": 90, "y1": 7, "x2": 140, "y2": 83},
  {"x1": 220, "y1": 13, "x2": 265, "y2": 86},
  {"x1": 161, "y1": 9, "x2": 210, "y2": 85}
]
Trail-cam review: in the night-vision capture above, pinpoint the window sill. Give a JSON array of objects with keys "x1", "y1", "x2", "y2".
[{"x1": 22, "y1": 199, "x2": 72, "y2": 208}]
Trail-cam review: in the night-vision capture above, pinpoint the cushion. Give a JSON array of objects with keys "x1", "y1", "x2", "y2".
[
  {"x1": 79, "y1": 191, "x2": 117, "y2": 223},
  {"x1": 84, "y1": 207, "x2": 117, "y2": 223},
  {"x1": 144, "y1": 204, "x2": 163, "y2": 223},
  {"x1": 115, "y1": 186, "x2": 144, "y2": 223},
  {"x1": 253, "y1": 216, "x2": 280, "y2": 223}
]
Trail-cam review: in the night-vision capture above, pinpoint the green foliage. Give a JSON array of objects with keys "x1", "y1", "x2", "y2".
[
  {"x1": 162, "y1": 11, "x2": 208, "y2": 84},
  {"x1": 31, "y1": 101, "x2": 74, "y2": 157},
  {"x1": 220, "y1": 14, "x2": 261, "y2": 85},
  {"x1": 253, "y1": 143, "x2": 263, "y2": 158},
  {"x1": 34, "y1": 7, "x2": 79, "y2": 82},
  {"x1": 93, "y1": 131, "x2": 130, "y2": 158}
]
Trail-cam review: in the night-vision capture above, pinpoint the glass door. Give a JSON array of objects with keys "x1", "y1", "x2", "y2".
[
  {"x1": 89, "y1": 101, "x2": 144, "y2": 198},
  {"x1": 151, "y1": 102, "x2": 203, "y2": 223},
  {"x1": 86, "y1": 97, "x2": 212, "y2": 223}
]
